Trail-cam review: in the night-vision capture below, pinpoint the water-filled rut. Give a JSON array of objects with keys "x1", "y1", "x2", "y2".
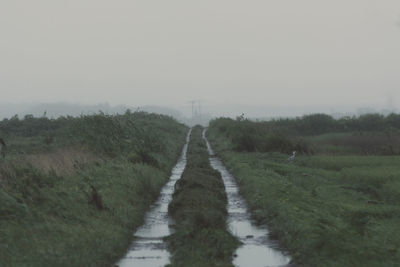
[
  {"x1": 203, "y1": 129, "x2": 292, "y2": 267},
  {"x1": 116, "y1": 129, "x2": 191, "y2": 267}
]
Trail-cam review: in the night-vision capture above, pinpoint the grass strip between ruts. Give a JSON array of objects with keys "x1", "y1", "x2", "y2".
[{"x1": 167, "y1": 126, "x2": 239, "y2": 267}]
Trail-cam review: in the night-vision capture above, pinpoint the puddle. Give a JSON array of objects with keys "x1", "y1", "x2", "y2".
[
  {"x1": 203, "y1": 129, "x2": 292, "y2": 267},
  {"x1": 116, "y1": 129, "x2": 191, "y2": 267}
]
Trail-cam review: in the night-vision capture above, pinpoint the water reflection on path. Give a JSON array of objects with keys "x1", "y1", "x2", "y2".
[
  {"x1": 116, "y1": 129, "x2": 191, "y2": 267},
  {"x1": 203, "y1": 129, "x2": 292, "y2": 267}
]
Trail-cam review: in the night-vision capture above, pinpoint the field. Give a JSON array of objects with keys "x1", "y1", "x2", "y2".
[
  {"x1": 0, "y1": 112, "x2": 187, "y2": 267},
  {"x1": 208, "y1": 115, "x2": 400, "y2": 267},
  {"x1": 2, "y1": 111, "x2": 400, "y2": 267}
]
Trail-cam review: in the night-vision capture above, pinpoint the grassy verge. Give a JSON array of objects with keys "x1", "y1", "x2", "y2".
[
  {"x1": 167, "y1": 126, "x2": 238, "y2": 267},
  {"x1": 208, "y1": 125, "x2": 400, "y2": 267},
  {"x1": 0, "y1": 112, "x2": 187, "y2": 267}
]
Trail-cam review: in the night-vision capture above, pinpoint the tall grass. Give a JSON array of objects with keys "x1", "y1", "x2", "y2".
[
  {"x1": 210, "y1": 115, "x2": 400, "y2": 156},
  {"x1": 0, "y1": 111, "x2": 188, "y2": 267}
]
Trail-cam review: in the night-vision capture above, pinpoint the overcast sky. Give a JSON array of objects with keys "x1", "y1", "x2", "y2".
[{"x1": 1, "y1": 0, "x2": 400, "y2": 110}]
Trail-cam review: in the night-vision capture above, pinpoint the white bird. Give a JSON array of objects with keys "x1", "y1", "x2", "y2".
[{"x1": 288, "y1": 151, "x2": 296, "y2": 162}]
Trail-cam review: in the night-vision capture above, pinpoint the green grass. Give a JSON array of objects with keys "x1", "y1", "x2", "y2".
[
  {"x1": 208, "y1": 116, "x2": 400, "y2": 156},
  {"x1": 167, "y1": 126, "x2": 238, "y2": 267},
  {"x1": 0, "y1": 112, "x2": 188, "y2": 267},
  {"x1": 208, "y1": 125, "x2": 400, "y2": 267},
  {"x1": 303, "y1": 132, "x2": 400, "y2": 155}
]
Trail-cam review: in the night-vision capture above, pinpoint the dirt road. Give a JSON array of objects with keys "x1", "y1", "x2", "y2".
[{"x1": 115, "y1": 129, "x2": 191, "y2": 267}]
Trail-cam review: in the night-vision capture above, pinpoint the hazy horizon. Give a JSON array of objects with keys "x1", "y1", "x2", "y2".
[
  {"x1": 1, "y1": 1, "x2": 400, "y2": 109},
  {"x1": 0, "y1": 101, "x2": 397, "y2": 123}
]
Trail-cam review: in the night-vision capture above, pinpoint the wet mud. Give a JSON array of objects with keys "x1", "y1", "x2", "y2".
[
  {"x1": 203, "y1": 129, "x2": 292, "y2": 267},
  {"x1": 116, "y1": 129, "x2": 191, "y2": 267}
]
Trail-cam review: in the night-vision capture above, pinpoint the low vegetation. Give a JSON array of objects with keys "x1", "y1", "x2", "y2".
[
  {"x1": 0, "y1": 111, "x2": 187, "y2": 267},
  {"x1": 167, "y1": 126, "x2": 238, "y2": 267},
  {"x1": 213, "y1": 113, "x2": 400, "y2": 155},
  {"x1": 208, "y1": 117, "x2": 400, "y2": 267}
]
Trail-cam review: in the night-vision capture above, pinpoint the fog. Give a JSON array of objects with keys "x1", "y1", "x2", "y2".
[{"x1": 1, "y1": 1, "x2": 400, "y2": 118}]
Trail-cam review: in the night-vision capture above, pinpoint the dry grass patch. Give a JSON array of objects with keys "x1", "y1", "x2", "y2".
[{"x1": 23, "y1": 147, "x2": 103, "y2": 176}]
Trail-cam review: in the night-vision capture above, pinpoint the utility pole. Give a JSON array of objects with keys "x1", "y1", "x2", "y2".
[
  {"x1": 189, "y1": 100, "x2": 196, "y2": 119},
  {"x1": 188, "y1": 100, "x2": 205, "y2": 124},
  {"x1": 198, "y1": 101, "x2": 202, "y2": 121}
]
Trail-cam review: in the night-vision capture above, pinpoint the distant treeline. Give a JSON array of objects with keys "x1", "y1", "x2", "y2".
[
  {"x1": 252, "y1": 113, "x2": 400, "y2": 135},
  {"x1": 209, "y1": 113, "x2": 400, "y2": 155}
]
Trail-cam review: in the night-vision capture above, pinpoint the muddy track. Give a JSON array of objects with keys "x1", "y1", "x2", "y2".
[
  {"x1": 115, "y1": 129, "x2": 191, "y2": 267},
  {"x1": 116, "y1": 127, "x2": 292, "y2": 267},
  {"x1": 203, "y1": 129, "x2": 293, "y2": 267}
]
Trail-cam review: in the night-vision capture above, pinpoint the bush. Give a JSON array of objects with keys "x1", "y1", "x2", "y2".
[{"x1": 209, "y1": 118, "x2": 310, "y2": 154}]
